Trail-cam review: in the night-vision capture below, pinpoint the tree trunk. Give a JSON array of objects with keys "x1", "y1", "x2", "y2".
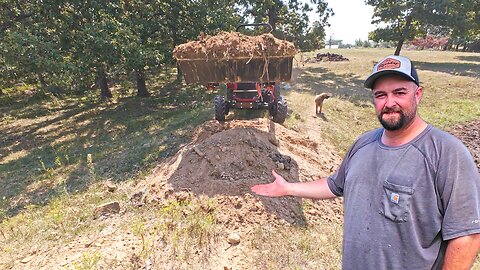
[
  {"x1": 462, "y1": 42, "x2": 467, "y2": 52},
  {"x1": 135, "y1": 68, "x2": 149, "y2": 97},
  {"x1": 394, "y1": 38, "x2": 405, "y2": 56},
  {"x1": 455, "y1": 43, "x2": 460, "y2": 51},
  {"x1": 268, "y1": 5, "x2": 277, "y2": 31},
  {"x1": 97, "y1": 71, "x2": 112, "y2": 99},
  {"x1": 37, "y1": 73, "x2": 48, "y2": 88},
  {"x1": 394, "y1": 15, "x2": 413, "y2": 56},
  {"x1": 176, "y1": 62, "x2": 183, "y2": 82}
]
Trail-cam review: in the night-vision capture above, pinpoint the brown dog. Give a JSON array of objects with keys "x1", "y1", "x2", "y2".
[{"x1": 315, "y1": 93, "x2": 332, "y2": 114}]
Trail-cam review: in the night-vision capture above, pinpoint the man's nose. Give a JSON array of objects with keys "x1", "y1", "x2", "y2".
[{"x1": 385, "y1": 95, "x2": 397, "y2": 108}]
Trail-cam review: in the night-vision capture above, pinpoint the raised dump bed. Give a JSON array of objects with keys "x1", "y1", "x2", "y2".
[
  {"x1": 173, "y1": 31, "x2": 296, "y2": 83},
  {"x1": 177, "y1": 56, "x2": 293, "y2": 83}
]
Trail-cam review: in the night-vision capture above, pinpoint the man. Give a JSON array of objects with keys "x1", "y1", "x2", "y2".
[{"x1": 251, "y1": 55, "x2": 480, "y2": 269}]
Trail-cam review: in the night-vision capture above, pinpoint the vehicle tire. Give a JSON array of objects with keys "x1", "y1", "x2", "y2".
[
  {"x1": 272, "y1": 96, "x2": 288, "y2": 124},
  {"x1": 215, "y1": 95, "x2": 227, "y2": 121}
]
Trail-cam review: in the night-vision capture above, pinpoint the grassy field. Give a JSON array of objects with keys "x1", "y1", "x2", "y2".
[
  {"x1": 286, "y1": 48, "x2": 480, "y2": 154},
  {"x1": 1, "y1": 48, "x2": 479, "y2": 269}
]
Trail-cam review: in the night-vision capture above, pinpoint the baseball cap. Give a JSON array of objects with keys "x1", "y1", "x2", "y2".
[{"x1": 364, "y1": 55, "x2": 419, "y2": 89}]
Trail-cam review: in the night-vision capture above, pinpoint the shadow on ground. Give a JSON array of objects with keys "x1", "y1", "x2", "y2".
[
  {"x1": 455, "y1": 55, "x2": 480, "y2": 63},
  {"x1": 0, "y1": 81, "x2": 215, "y2": 217},
  {"x1": 415, "y1": 61, "x2": 480, "y2": 78},
  {"x1": 292, "y1": 66, "x2": 372, "y2": 104}
]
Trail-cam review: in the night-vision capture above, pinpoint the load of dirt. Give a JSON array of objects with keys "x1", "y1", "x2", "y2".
[
  {"x1": 305, "y1": 52, "x2": 349, "y2": 63},
  {"x1": 173, "y1": 32, "x2": 297, "y2": 60},
  {"x1": 144, "y1": 118, "x2": 343, "y2": 228},
  {"x1": 449, "y1": 120, "x2": 480, "y2": 170}
]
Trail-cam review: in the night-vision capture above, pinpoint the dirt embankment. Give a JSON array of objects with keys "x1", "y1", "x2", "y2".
[
  {"x1": 147, "y1": 118, "x2": 343, "y2": 227},
  {"x1": 173, "y1": 32, "x2": 297, "y2": 60}
]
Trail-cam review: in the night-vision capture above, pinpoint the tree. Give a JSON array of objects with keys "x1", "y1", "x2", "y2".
[
  {"x1": 238, "y1": 0, "x2": 333, "y2": 51},
  {"x1": 366, "y1": 0, "x2": 452, "y2": 55},
  {"x1": 301, "y1": 21, "x2": 327, "y2": 51},
  {"x1": 0, "y1": 1, "x2": 68, "y2": 91},
  {"x1": 445, "y1": 0, "x2": 480, "y2": 51}
]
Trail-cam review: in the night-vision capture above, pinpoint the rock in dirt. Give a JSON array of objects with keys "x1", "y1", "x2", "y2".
[
  {"x1": 175, "y1": 191, "x2": 191, "y2": 203},
  {"x1": 276, "y1": 161, "x2": 285, "y2": 170},
  {"x1": 20, "y1": 255, "x2": 35, "y2": 264},
  {"x1": 130, "y1": 188, "x2": 149, "y2": 206},
  {"x1": 193, "y1": 146, "x2": 205, "y2": 157},
  {"x1": 93, "y1": 201, "x2": 120, "y2": 219},
  {"x1": 227, "y1": 232, "x2": 241, "y2": 245},
  {"x1": 104, "y1": 180, "x2": 117, "y2": 192}
]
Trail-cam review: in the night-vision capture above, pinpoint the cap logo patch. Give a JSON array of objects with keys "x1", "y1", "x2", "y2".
[{"x1": 377, "y1": 58, "x2": 401, "y2": 71}]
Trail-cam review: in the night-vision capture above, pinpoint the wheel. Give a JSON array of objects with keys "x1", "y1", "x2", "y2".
[
  {"x1": 214, "y1": 95, "x2": 227, "y2": 121},
  {"x1": 272, "y1": 96, "x2": 288, "y2": 124}
]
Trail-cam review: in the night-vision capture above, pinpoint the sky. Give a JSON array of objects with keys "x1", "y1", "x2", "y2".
[{"x1": 317, "y1": 0, "x2": 376, "y2": 44}]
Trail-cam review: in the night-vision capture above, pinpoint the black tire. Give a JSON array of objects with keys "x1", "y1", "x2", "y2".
[
  {"x1": 272, "y1": 96, "x2": 288, "y2": 124},
  {"x1": 214, "y1": 95, "x2": 227, "y2": 121}
]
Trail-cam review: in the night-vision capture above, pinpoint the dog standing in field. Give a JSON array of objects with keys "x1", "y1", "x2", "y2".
[{"x1": 315, "y1": 93, "x2": 332, "y2": 115}]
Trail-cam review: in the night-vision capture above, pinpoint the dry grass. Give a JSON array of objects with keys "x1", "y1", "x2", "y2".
[{"x1": 249, "y1": 222, "x2": 343, "y2": 270}]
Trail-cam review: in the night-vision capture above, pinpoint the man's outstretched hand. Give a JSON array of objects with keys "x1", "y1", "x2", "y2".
[{"x1": 250, "y1": 170, "x2": 290, "y2": 197}]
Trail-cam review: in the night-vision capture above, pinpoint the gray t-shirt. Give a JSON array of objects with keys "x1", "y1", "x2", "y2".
[{"x1": 327, "y1": 125, "x2": 480, "y2": 270}]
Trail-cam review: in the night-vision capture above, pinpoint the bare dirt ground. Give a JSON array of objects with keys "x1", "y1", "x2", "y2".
[{"x1": 449, "y1": 120, "x2": 480, "y2": 170}]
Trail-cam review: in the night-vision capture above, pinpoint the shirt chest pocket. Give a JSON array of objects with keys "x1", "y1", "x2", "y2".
[{"x1": 380, "y1": 180, "x2": 414, "y2": 223}]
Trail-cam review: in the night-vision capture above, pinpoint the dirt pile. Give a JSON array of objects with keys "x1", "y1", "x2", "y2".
[
  {"x1": 305, "y1": 53, "x2": 349, "y2": 63},
  {"x1": 173, "y1": 32, "x2": 297, "y2": 60},
  {"x1": 449, "y1": 120, "x2": 480, "y2": 170},
  {"x1": 146, "y1": 118, "x2": 343, "y2": 227}
]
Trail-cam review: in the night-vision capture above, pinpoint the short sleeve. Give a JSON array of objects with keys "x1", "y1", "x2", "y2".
[
  {"x1": 327, "y1": 158, "x2": 347, "y2": 197},
  {"x1": 438, "y1": 141, "x2": 480, "y2": 240},
  {"x1": 327, "y1": 129, "x2": 382, "y2": 197},
  {"x1": 327, "y1": 143, "x2": 358, "y2": 197}
]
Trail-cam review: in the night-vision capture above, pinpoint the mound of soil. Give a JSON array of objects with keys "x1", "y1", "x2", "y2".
[
  {"x1": 449, "y1": 120, "x2": 480, "y2": 170},
  {"x1": 173, "y1": 32, "x2": 297, "y2": 60},
  {"x1": 145, "y1": 118, "x2": 343, "y2": 227},
  {"x1": 305, "y1": 53, "x2": 349, "y2": 63}
]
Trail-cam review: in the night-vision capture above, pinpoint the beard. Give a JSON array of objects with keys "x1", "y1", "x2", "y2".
[{"x1": 378, "y1": 107, "x2": 416, "y2": 131}]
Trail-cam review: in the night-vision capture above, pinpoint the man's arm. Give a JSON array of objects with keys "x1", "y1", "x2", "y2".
[
  {"x1": 443, "y1": 233, "x2": 480, "y2": 270},
  {"x1": 250, "y1": 170, "x2": 337, "y2": 200}
]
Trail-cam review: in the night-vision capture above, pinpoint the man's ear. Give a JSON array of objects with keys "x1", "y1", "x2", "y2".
[{"x1": 415, "y1": 86, "x2": 423, "y2": 104}]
